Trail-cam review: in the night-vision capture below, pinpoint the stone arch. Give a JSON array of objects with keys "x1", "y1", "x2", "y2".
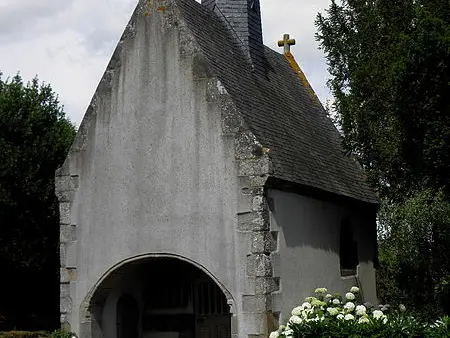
[{"x1": 79, "y1": 253, "x2": 236, "y2": 338}]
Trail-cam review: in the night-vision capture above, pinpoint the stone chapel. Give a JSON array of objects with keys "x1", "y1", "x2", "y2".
[{"x1": 56, "y1": 0, "x2": 379, "y2": 337}]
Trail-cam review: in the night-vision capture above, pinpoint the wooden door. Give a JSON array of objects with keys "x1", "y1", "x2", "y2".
[
  {"x1": 195, "y1": 280, "x2": 230, "y2": 338},
  {"x1": 117, "y1": 294, "x2": 139, "y2": 338}
]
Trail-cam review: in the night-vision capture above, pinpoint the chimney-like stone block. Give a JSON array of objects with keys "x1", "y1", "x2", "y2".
[{"x1": 201, "y1": 0, "x2": 265, "y2": 70}]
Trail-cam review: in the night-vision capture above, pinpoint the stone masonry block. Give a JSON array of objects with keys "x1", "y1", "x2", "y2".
[
  {"x1": 271, "y1": 253, "x2": 281, "y2": 278},
  {"x1": 252, "y1": 196, "x2": 264, "y2": 211},
  {"x1": 255, "y1": 277, "x2": 280, "y2": 295},
  {"x1": 70, "y1": 175, "x2": 79, "y2": 189},
  {"x1": 60, "y1": 296, "x2": 72, "y2": 314},
  {"x1": 238, "y1": 158, "x2": 270, "y2": 177},
  {"x1": 270, "y1": 231, "x2": 278, "y2": 252},
  {"x1": 55, "y1": 175, "x2": 70, "y2": 193},
  {"x1": 56, "y1": 190, "x2": 74, "y2": 203},
  {"x1": 249, "y1": 175, "x2": 268, "y2": 187},
  {"x1": 251, "y1": 232, "x2": 273, "y2": 254},
  {"x1": 246, "y1": 254, "x2": 256, "y2": 276},
  {"x1": 60, "y1": 244, "x2": 66, "y2": 268},
  {"x1": 242, "y1": 276, "x2": 256, "y2": 295},
  {"x1": 238, "y1": 212, "x2": 269, "y2": 232},
  {"x1": 222, "y1": 105, "x2": 242, "y2": 135},
  {"x1": 255, "y1": 254, "x2": 272, "y2": 277},
  {"x1": 231, "y1": 314, "x2": 238, "y2": 335},
  {"x1": 59, "y1": 202, "x2": 72, "y2": 225},
  {"x1": 242, "y1": 295, "x2": 271, "y2": 313},
  {"x1": 238, "y1": 190, "x2": 252, "y2": 214},
  {"x1": 65, "y1": 241, "x2": 77, "y2": 269},
  {"x1": 60, "y1": 224, "x2": 76, "y2": 243},
  {"x1": 243, "y1": 312, "x2": 270, "y2": 336},
  {"x1": 272, "y1": 292, "x2": 283, "y2": 313},
  {"x1": 60, "y1": 268, "x2": 77, "y2": 284},
  {"x1": 60, "y1": 284, "x2": 70, "y2": 298},
  {"x1": 235, "y1": 131, "x2": 258, "y2": 160}
]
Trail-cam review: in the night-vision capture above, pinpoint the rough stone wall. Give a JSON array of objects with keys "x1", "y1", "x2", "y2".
[
  {"x1": 55, "y1": 1, "x2": 281, "y2": 336},
  {"x1": 216, "y1": 80, "x2": 280, "y2": 336},
  {"x1": 56, "y1": 172, "x2": 79, "y2": 330}
]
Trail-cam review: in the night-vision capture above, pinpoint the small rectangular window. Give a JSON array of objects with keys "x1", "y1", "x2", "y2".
[{"x1": 340, "y1": 218, "x2": 359, "y2": 276}]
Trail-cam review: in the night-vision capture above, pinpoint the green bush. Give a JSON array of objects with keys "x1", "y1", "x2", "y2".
[
  {"x1": 0, "y1": 332, "x2": 48, "y2": 338},
  {"x1": 48, "y1": 330, "x2": 76, "y2": 338},
  {"x1": 0, "y1": 330, "x2": 77, "y2": 338},
  {"x1": 271, "y1": 287, "x2": 450, "y2": 337}
]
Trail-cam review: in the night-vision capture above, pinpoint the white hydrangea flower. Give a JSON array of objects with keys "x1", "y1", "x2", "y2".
[
  {"x1": 399, "y1": 304, "x2": 406, "y2": 312},
  {"x1": 269, "y1": 331, "x2": 280, "y2": 338},
  {"x1": 327, "y1": 307, "x2": 339, "y2": 316},
  {"x1": 291, "y1": 306, "x2": 302, "y2": 316},
  {"x1": 350, "y1": 286, "x2": 360, "y2": 293},
  {"x1": 306, "y1": 316, "x2": 320, "y2": 322},
  {"x1": 284, "y1": 329, "x2": 294, "y2": 337},
  {"x1": 344, "y1": 313, "x2": 355, "y2": 320},
  {"x1": 301, "y1": 302, "x2": 312, "y2": 309},
  {"x1": 314, "y1": 287, "x2": 328, "y2": 294},
  {"x1": 301, "y1": 307, "x2": 314, "y2": 319},
  {"x1": 345, "y1": 292, "x2": 355, "y2": 300},
  {"x1": 344, "y1": 302, "x2": 355, "y2": 311},
  {"x1": 289, "y1": 315, "x2": 302, "y2": 324},
  {"x1": 337, "y1": 314, "x2": 345, "y2": 320},
  {"x1": 358, "y1": 316, "x2": 370, "y2": 324},
  {"x1": 355, "y1": 305, "x2": 367, "y2": 316},
  {"x1": 372, "y1": 310, "x2": 384, "y2": 320},
  {"x1": 332, "y1": 298, "x2": 341, "y2": 305},
  {"x1": 305, "y1": 297, "x2": 316, "y2": 303},
  {"x1": 432, "y1": 319, "x2": 445, "y2": 328},
  {"x1": 325, "y1": 293, "x2": 333, "y2": 299},
  {"x1": 311, "y1": 299, "x2": 326, "y2": 307}
]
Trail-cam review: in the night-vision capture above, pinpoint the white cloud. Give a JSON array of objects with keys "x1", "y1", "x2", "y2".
[{"x1": 0, "y1": 0, "x2": 332, "y2": 126}]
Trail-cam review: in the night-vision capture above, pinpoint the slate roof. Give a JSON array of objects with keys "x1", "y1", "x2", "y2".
[{"x1": 176, "y1": 0, "x2": 378, "y2": 204}]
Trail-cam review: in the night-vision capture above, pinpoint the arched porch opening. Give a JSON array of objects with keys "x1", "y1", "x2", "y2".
[{"x1": 85, "y1": 255, "x2": 233, "y2": 338}]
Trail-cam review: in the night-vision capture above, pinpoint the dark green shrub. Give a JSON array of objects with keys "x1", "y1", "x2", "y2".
[
  {"x1": 0, "y1": 332, "x2": 48, "y2": 338},
  {"x1": 48, "y1": 330, "x2": 76, "y2": 338},
  {"x1": 0, "y1": 329, "x2": 77, "y2": 338}
]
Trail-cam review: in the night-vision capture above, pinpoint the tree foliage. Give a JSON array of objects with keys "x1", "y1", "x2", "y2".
[
  {"x1": 316, "y1": 0, "x2": 450, "y2": 315},
  {"x1": 0, "y1": 73, "x2": 76, "y2": 330},
  {"x1": 316, "y1": 0, "x2": 449, "y2": 200},
  {"x1": 378, "y1": 190, "x2": 450, "y2": 317}
]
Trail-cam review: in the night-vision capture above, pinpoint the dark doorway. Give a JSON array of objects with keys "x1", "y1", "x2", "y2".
[
  {"x1": 195, "y1": 279, "x2": 230, "y2": 338},
  {"x1": 92, "y1": 258, "x2": 231, "y2": 338},
  {"x1": 141, "y1": 259, "x2": 231, "y2": 338},
  {"x1": 117, "y1": 294, "x2": 139, "y2": 338}
]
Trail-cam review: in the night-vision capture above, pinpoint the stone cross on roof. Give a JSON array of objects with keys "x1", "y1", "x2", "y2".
[{"x1": 277, "y1": 34, "x2": 296, "y2": 54}]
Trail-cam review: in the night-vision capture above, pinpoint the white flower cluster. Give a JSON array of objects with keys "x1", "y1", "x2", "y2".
[{"x1": 269, "y1": 286, "x2": 392, "y2": 338}]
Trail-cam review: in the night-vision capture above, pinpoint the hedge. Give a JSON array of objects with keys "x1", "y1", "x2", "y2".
[
  {"x1": 0, "y1": 330, "x2": 76, "y2": 338},
  {"x1": 0, "y1": 332, "x2": 48, "y2": 338}
]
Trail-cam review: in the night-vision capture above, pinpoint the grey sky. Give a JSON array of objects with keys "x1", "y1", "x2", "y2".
[{"x1": 0, "y1": 0, "x2": 332, "y2": 126}]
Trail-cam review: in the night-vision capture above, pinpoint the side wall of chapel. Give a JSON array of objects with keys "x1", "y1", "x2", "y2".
[{"x1": 268, "y1": 188, "x2": 378, "y2": 324}]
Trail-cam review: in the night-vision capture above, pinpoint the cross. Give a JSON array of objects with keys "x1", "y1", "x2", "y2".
[{"x1": 277, "y1": 34, "x2": 296, "y2": 54}]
